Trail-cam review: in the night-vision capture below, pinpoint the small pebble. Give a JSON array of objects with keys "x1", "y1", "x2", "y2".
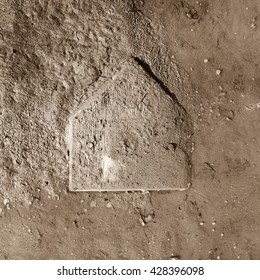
[
  {"x1": 144, "y1": 214, "x2": 153, "y2": 224},
  {"x1": 204, "y1": 58, "x2": 209, "y2": 63},
  {"x1": 86, "y1": 142, "x2": 94, "y2": 148},
  {"x1": 3, "y1": 198, "x2": 9, "y2": 206},
  {"x1": 139, "y1": 218, "x2": 145, "y2": 226},
  {"x1": 90, "y1": 200, "x2": 97, "y2": 208},
  {"x1": 216, "y1": 69, "x2": 222, "y2": 75},
  {"x1": 106, "y1": 202, "x2": 113, "y2": 208},
  {"x1": 169, "y1": 256, "x2": 180, "y2": 260}
]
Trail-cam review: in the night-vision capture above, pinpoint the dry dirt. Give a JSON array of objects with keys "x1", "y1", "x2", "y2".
[{"x1": 0, "y1": 0, "x2": 260, "y2": 259}]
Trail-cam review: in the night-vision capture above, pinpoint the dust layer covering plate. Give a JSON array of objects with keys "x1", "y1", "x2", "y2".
[{"x1": 67, "y1": 64, "x2": 191, "y2": 191}]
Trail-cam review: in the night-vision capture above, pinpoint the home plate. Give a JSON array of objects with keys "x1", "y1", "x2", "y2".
[{"x1": 67, "y1": 63, "x2": 192, "y2": 191}]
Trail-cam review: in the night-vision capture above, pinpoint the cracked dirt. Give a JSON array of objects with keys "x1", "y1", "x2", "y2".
[{"x1": 0, "y1": 0, "x2": 260, "y2": 259}]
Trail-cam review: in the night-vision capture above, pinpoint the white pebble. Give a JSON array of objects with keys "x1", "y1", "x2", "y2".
[
  {"x1": 204, "y1": 58, "x2": 209, "y2": 63},
  {"x1": 169, "y1": 256, "x2": 179, "y2": 260},
  {"x1": 216, "y1": 69, "x2": 222, "y2": 75},
  {"x1": 90, "y1": 200, "x2": 97, "y2": 208},
  {"x1": 106, "y1": 202, "x2": 113, "y2": 208},
  {"x1": 86, "y1": 142, "x2": 94, "y2": 148},
  {"x1": 3, "y1": 198, "x2": 9, "y2": 206}
]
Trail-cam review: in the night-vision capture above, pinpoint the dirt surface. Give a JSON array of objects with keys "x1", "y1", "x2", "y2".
[{"x1": 0, "y1": 0, "x2": 260, "y2": 259}]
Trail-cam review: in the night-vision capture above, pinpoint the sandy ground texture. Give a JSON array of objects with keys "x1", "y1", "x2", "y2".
[{"x1": 0, "y1": 0, "x2": 260, "y2": 259}]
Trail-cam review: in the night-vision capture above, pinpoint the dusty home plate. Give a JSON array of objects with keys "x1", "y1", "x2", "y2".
[{"x1": 67, "y1": 63, "x2": 191, "y2": 191}]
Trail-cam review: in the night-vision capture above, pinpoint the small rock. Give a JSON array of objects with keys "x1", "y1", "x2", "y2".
[
  {"x1": 139, "y1": 218, "x2": 145, "y2": 226},
  {"x1": 106, "y1": 202, "x2": 113, "y2": 208},
  {"x1": 166, "y1": 143, "x2": 177, "y2": 152},
  {"x1": 144, "y1": 214, "x2": 153, "y2": 224},
  {"x1": 86, "y1": 142, "x2": 94, "y2": 148},
  {"x1": 90, "y1": 200, "x2": 97, "y2": 208},
  {"x1": 169, "y1": 255, "x2": 180, "y2": 260},
  {"x1": 216, "y1": 69, "x2": 222, "y2": 75},
  {"x1": 204, "y1": 58, "x2": 209, "y2": 63},
  {"x1": 3, "y1": 198, "x2": 9, "y2": 206}
]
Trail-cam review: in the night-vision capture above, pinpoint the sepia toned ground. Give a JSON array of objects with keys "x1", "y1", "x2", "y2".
[{"x1": 0, "y1": 0, "x2": 259, "y2": 259}]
